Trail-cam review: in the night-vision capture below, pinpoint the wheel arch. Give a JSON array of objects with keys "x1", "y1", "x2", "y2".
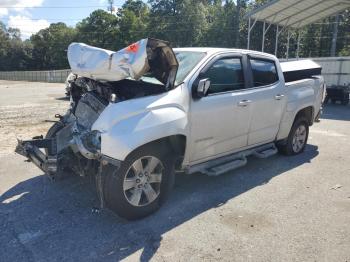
[
  {"x1": 294, "y1": 106, "x2": 314, "y2": 126},
  {"x1": 124, "y1": 135, "x2": 187, "y2": 167},
  {"x1": 276, "y1": 105, "x2": 314, "y2": 143}
]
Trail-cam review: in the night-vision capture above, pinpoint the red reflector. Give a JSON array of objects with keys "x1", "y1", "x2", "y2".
[{"x1": 126, "y1": 43, "x2": 139, "y2": 53}]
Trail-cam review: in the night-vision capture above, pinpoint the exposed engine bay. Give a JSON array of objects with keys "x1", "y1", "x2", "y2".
[
  {"x1": 26, "y1": 77, "x2": 164, "y2": 180},
  {"x1": 71, "y1": 77, "x2": 165, "y2": 108},
  {"x1": 15, "y1": 38, "x2": 179, "y2": 181}
]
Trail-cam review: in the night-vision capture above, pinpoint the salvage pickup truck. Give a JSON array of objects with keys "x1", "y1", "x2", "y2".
[{"x1": 16, "y1": 38, "x2": 325, "y2": 220}]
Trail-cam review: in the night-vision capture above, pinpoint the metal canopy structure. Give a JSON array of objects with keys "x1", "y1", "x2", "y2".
[{"x1": 245, "y1": 0, "x2": 350, "y2": 58}]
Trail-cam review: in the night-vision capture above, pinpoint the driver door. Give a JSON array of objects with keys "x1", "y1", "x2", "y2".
[{"x1": 188, "y1": 54, "x2": 252, "y2": 164}]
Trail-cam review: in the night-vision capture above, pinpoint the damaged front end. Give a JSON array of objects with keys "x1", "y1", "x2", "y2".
[
  {"x1": 16, "y1": 91, "x2": 121, "y2": 185},
  {"x1": 15, "y1": 97, "x2": 110, "y2": 181},
  {"x1": 15, "y1": 38, "x2": 178, "y2": 181},
  {"x1": 15, "y1": 135, "x2": 59, "y2": 178}
]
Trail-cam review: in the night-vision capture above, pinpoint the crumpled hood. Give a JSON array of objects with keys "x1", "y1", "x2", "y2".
[{"x1": 68, "y1": 38, "x2": 179, "y2": 89}]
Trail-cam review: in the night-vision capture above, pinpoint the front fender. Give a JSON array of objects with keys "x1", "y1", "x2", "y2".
[{"x1": 98, "y1": 106, "x2": 187, "y2": 161}]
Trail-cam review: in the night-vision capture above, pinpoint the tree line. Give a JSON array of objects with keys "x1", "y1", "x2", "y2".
[{"x1": 0, "y1": 0, "x2": 349, "y2": 71}]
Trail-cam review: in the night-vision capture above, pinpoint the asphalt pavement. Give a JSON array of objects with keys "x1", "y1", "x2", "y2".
[{"x1": 0, "y1": 80, "x2": 349, "y2": 262}]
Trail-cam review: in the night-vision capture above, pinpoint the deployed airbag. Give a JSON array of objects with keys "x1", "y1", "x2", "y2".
[{"x1": 68, "y1": 38, "x2": 179, "y2": 89}]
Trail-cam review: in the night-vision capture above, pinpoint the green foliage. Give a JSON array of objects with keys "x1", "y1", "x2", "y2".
[
  {"x1": 30, "y1": 23, "x2": 76, "y2": 70},
  {"x1": 0, "y1": 1, "x2": 349, "y2": 71},
  {"x1": 338, "y1": 10, "x2": 350, "y2": 56},
  {"x1": 205, "y1": 1, "x2": 237, "y2": 47},
  {"x1": 0, "y1": 22, "x2": 32, "y2": 71},
  {"x1": 117, "y1": 0, "x2": 150, "y2": 46},
  {"x1": 76, "y1": 9, "x2": 119, "y2": 50}
]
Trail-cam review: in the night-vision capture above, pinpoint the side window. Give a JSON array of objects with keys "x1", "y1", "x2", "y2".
[
  {"x1": 202, "y1": 58, "x2": 245, "y2": 94},
  {"x1": 250, "y1": 59, "x2": 279, "y2": 87}
]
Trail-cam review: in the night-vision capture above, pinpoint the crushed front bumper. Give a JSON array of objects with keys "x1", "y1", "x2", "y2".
[
  {"x1": 15, "y1": 137, "x2": 59, "y2": 178},
  {"x1": 15, "y1": 132, "x2": 121, "y2": 180},
  {"x1": 15, "y1": 118, "x2": 123, "y2": 208}
]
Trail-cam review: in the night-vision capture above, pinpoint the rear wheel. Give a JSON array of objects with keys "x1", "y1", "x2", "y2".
[
  {"x1": 324, "y1": 96, "x2": 329, "y2": 104},
  {"x1": 341, "y1": 99, "x2": 349, "y2": 105},
  {"x1": 103, "y1": 144, "x2": 175, "y2": 220},
  {"x1": 278, "y1": 117, "x2": 309, "y2": 156}
]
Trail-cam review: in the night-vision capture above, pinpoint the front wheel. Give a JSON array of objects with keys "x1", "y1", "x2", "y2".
[
  {"x1": 278, "y1": 117, "x2": 309, "y2": 156},
  {"x1": 103, "y1": 145, "x2": 175, "y2": 220},
  {"x1": 45, "y1": 121, "x2": 64, "y2": 155}
]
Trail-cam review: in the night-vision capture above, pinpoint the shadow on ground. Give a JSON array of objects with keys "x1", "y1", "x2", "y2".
[
  {"x1": 321, "y1": 103, "x2": 350, "y2": 121},
  {"x1": 0, "y1": 145, "x2": 318, "y2": 262},
  {"x1": 55, "y1": 96, "x2": 70, "y2": 101}
]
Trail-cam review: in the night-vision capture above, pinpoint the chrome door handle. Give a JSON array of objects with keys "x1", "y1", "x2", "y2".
[
  {"x1": 238, "y1": 100, "x2": 252, "y2": 107},
  {"x1": 275, "y1": 94, "x2": 285, "y2": 100}
]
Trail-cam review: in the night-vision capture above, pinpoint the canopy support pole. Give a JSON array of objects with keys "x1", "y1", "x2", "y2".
[
  {"x1": 331, "y1": 14, "x2": 340, "y2": 57},
  {"x1": 286, "y1": 30, "x2": 290, "y2": 60},
  {"x1": 262, "y1": 22, "x2": 272, "y2": 52},
  {"x1": 248, "y1": 18, "x2": 251, "y2": 49},
  {"x1": 247, "y1": 17, "x2": 258, "y2": 50},
  {"x1": 296, "y1": 31, "x2": 301, "y2": 59},
  {"x1": 262, "y1": 22, "x2": 266, "y2": 52},
  {"x1": 275, "y1": 26, "x2": 287, "y2": 57},
  {"x1": 275, "y1": 25, "x2": 279, "y2": 56}
]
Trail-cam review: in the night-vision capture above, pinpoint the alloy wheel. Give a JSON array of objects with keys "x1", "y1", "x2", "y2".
[
  {"x1": 123, "y1": 156, "x2": 163, "y2": 207},
  {"x1": 292, "y1": 125, "x2": 307, "y2": 153}
]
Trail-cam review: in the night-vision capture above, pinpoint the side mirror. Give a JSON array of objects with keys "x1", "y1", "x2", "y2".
[{"x1": 195, "y1": 78, "x2": 211, "y2": 98}]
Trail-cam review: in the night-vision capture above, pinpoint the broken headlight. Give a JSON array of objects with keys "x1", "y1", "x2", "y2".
[{"x1": 81, "y1": 130, "x2": 101, "y2": 154}]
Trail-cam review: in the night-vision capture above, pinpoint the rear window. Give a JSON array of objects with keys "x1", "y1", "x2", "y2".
[{"x1": 250, "y1": 59, "x2": 279, "y2": 87}]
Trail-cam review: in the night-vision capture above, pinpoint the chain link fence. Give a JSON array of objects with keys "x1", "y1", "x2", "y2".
[
  {"x1": 1, "y1": 56, "x2": 350, "y2": 87},
  {"x1": 281, "y1": 56, "x2": 350, "y2": 87},
  {"x1": 0, "y1": 69, "x2": 71, "y2": 83}
]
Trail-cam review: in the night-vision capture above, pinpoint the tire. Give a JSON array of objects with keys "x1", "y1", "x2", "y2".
[
  {"x1": 278, "y1": 117, "x2": 309, "y2": 156},
  {"x1": 45, "y1": 121, "x2": 64, "y2": 155},
  {"x1": 44, "y1": 121, "x2": 75, "y2": 180},
  {"x1": 341, "y1": 99, "x2": 349, "y2": 105},
  {"x1": 324, "y1": 96, "x2": 329, "y2": 104},
  {"x1": 103, "y1": 144, "x2": 175, "y2": 220}
]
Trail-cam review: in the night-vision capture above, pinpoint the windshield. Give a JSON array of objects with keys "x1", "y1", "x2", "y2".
[
  {"x1": 174, "y1": 51, "x2": 206, "y2": 84},
  {"x1": 140, "y1": 51, "x2": 206, "y2": 86}
]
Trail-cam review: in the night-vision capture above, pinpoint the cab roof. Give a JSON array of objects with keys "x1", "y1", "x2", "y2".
[{"x1": 173, "y1": 47, "x2": 277, "y2": 60}]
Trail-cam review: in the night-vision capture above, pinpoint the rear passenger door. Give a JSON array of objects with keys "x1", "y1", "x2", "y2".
[{"x1": 246, "y1": 56, "x2": 286, "y2": 146}]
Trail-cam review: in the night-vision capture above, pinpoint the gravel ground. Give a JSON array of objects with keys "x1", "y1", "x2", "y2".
[
  {"x1": 0, "y1": 80, "x2": 349, "y2": 262},
  {"x1": 0, "y1": 80, "x2": 69, "y2": 156}
]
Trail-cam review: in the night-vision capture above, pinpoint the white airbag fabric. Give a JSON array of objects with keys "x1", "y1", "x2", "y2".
[{"x1": 67, "y1": 39, "x2": 149, "y2": 81}]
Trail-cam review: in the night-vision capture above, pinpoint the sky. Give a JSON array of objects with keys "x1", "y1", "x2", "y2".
[{"x1": 0, "y1": 0, "x2": 129, "y2": 39}]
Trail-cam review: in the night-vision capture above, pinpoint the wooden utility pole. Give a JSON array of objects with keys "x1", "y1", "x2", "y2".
[
  {"x1": 108, "y1": 0, "x2": 114, "y2": 14},
  {"x1": 331, "y1": 14, "x2": 340, "y2": 57}
]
